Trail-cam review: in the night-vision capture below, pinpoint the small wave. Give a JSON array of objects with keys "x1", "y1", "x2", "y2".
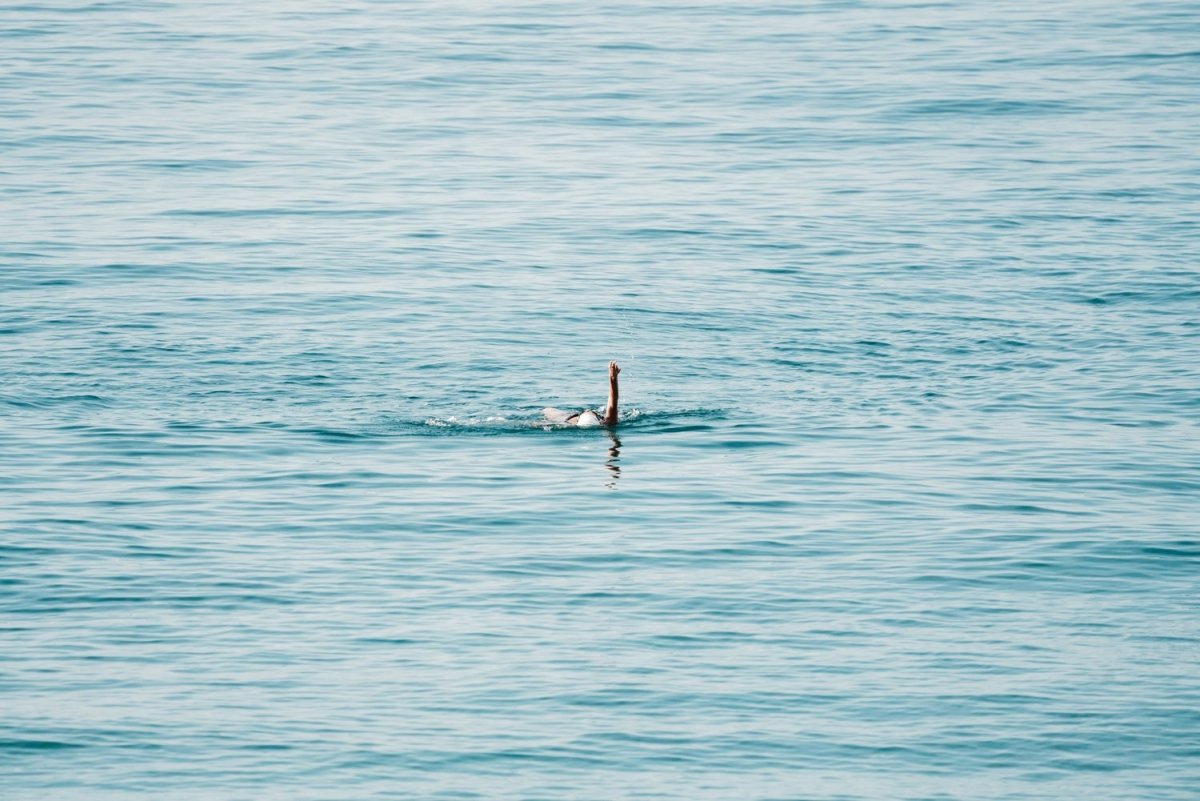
[
  {"x1": 0, "y1": 393, "x2": 113, "y2": 410},
  {"x1": 887, "y1": 97, "x2": 1077, "y2": 119},
  {"x1": 0, "y1": 738, "x2": 85, "y2": 751}
]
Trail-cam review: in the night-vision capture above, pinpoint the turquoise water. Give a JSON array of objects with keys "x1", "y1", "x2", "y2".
[{"x1": 3, "y1": 1, "x2": 1199, "y2": 798}]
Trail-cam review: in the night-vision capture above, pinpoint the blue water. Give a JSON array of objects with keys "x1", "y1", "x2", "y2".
[{"x1": 3, "y1": 1, "x2": 1198, "y2": 798}]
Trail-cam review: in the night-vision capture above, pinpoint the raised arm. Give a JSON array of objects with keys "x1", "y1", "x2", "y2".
[{"x1": 603, "y1": 361, "x2": 620, "y2": 426}]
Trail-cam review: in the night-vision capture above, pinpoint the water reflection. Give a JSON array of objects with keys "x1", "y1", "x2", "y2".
[{"x1": 605, "y1": 431, "x2": 621, "y2": 488}]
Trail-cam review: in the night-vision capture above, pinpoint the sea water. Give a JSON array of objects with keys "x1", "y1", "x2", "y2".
[{"x1": 2, "y1": 1, "x2": 1198, "y2": 799}]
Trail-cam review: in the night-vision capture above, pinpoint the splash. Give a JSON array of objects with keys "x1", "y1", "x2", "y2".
[{"x1": 397, "y1": 408, "x2": 725, "y2": 436}]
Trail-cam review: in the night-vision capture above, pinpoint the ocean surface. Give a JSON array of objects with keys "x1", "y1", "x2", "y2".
[{"x1": 2, "y1": 1, "x2": 1198, "y2": 799}]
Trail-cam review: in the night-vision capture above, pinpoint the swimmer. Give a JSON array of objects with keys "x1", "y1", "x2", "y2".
[{"x1": 543, "y1": 361, "x2": 621, "y2": 428}]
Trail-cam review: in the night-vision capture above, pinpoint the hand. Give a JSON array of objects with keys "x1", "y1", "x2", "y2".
[{"x1": 609, "y1": 361, "x2": 621, "y2": 379}]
